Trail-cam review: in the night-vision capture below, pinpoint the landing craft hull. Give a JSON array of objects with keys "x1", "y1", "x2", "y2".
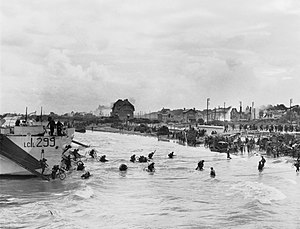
[
  {"x1": 0, "y1": 156, "x2": 30, "y2": 175},
  {"x1": 0, "y1": 127, "x2": 75, "y2": 176}
]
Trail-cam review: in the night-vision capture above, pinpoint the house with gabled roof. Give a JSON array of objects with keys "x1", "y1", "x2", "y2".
[
  {"x1": 183, "y1": 108, "x2": 197, "y2": 123},
  {"x1": 158, "y1": 108, "x2": 172, "y2": 123},
  {"x1": 111, "y1": 99, "x2": 135, "y2": 121}
]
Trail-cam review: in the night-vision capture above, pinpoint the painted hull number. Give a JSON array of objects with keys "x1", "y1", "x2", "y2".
[{"x1": 23, "y1": 137, "x2": 56, "y2": 148}]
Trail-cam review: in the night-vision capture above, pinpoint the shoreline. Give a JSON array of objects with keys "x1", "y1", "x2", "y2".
[
  {"x1": 86, "y1": 126, "x2": 300, "y2": 159},
  {"x1": 86, "y1": 125, "x2": 300, "y2": 140},
  {"x1": 86, "y1": 126, "x2": 158, "y2": 138}
]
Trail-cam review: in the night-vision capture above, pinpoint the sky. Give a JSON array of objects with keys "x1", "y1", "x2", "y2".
[{"x1": 1, "y1": 0, "x2": 300, "y2": 115}]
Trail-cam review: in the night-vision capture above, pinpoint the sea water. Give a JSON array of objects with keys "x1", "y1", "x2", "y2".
[{"x1": 0, "y1": 131, "x2": 299, "y2": 229}]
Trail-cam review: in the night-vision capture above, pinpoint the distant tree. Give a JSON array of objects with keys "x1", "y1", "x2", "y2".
[
  {"x1": 186, "y1": 128, "x2": 197, "y2": 145},
  {"x1": 272, "y1": 104, "x2": 287, "y2": 110},
  {"x1": 259, "y1": 110, "x2": 264, "y2": 118},
  {"x1": 134, "y1": 124, "x2": 151, "y2": 133},
  {"x1": 157, "y1": 126, "x2": 169, "y2": 136},
  {"x1": 197, "y1": 118, "x2": 204, "y2": 125},
  {"x1": 266, "y1": 104, "x2": 273, "y2": 110}
]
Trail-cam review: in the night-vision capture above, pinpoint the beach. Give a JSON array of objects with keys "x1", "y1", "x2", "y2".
[{"x1": 1, "y1": 130, "x2": 299, "y2": 229}]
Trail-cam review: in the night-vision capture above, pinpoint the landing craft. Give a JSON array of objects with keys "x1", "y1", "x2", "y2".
[{"x1": 0, "y1": 116, "x2": 75, "y2": 178}]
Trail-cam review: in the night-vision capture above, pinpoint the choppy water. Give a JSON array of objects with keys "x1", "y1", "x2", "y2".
[{"x1": 1, "y1": 131, "x2": 299, "y2": 229}]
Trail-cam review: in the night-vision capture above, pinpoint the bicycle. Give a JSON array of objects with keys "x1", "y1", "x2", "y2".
[
  {"x1": 56, "y1": 168, "x2": 66, "y2": 180},
  {"x1": 51, "y1": 165, "x2": 66, "y2": 180}
]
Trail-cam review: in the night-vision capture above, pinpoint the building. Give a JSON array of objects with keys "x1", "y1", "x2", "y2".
[
  {"x1": 183, "y1": 108, "x2": 197, "y2": 123},
  {"x1": 204, "y1": 107, "x2": 233, "y2": 122},
  {"x1": 143, "y1": 112, "x2": 159, "y2": 120},
  {"x1": 111, "y1": 99, "x2": 135, "y2": 121},
  {"x1": 157, "y1": 108, "x2": 172, "y2": 123},
  {"x1": 171, "y1": 109, "x2": 184, "y2": 122},
  {"x1": 230, "y1": 106, "x2": 257, "y2": 121},
  {"x1": 156, "y1": 108, "x2": 204, "y2": 123},
  {"x1": 230, "y1": 108, "x2": 240, "y2": 121}
]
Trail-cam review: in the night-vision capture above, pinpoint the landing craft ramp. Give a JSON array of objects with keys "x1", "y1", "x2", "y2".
[{"x1": 0, "y1": 134, "x2": 50, "y2": 180}]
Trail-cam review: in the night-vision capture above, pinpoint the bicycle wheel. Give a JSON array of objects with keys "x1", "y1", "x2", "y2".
[{"x1": 59, "y1": 171, "x2": 66, "y2": 180}]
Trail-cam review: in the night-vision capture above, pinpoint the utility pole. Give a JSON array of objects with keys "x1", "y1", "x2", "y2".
[
  {"x1": 40, "y1": 107, "x2": 43, "y2": 125},
  {"x1": 206, "y1": 98, "x2": 210, "y2": 124},
  {"x1": 239, "y1": 101, "x2": 242, "y2": 121},
  {"x1": 251, "y1": 102, "x2": 254, "y2": 120},
  {"x1": 290, "y1": 98, "x2": 293, "y2": 124},
  {"x1": 224, "y1": 102, "x2": 226, "y2": 121}
]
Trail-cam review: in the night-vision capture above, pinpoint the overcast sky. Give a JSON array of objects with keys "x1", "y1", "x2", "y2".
[{"x1": 1, "y1": 0, "x2": 300, "y2": 114}]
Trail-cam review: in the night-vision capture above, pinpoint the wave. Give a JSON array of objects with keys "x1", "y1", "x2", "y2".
[
  {"x1": 73, "y1": 185, "x2": 94, "y2": 199},
  {"x1": 230, "y1": 181, "x2": 286, "y2": 204},
  {"x1": 284, "y1": 178, "x2": 297, "y2": 185}
]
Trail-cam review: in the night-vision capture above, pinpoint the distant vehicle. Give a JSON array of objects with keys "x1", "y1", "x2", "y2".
[
  {"x1": 209, "y1": 141, "x2": 229, "y2": 153},
  {"x1": 75, "y1": 127, "x2": 86, "y2": 133},
  {"x1": 158, "y1": 135, "x2": 170, "y2": 142}
]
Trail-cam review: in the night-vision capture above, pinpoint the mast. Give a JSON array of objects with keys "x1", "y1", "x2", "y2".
[
  {"x1": 40, "y1": 107, "x2": 43, "y2": 125},
  {"x1": 25, "y1": 107, "x2": 28, "y2": 123}
]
